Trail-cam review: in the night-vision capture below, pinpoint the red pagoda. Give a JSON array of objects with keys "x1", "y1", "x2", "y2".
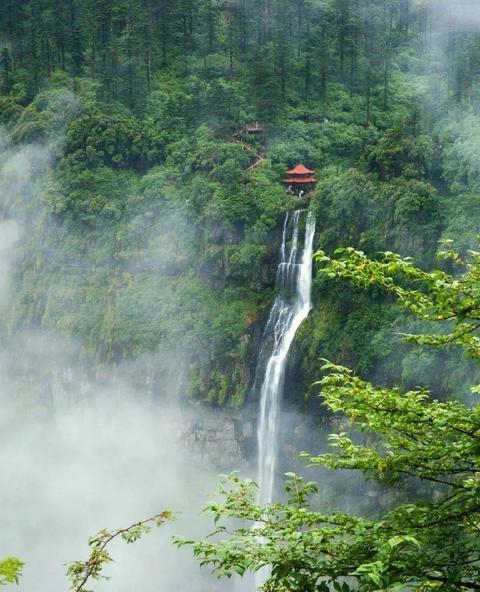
[{"x1": 283, "y1": 163, "x2": 317, "y2": 196}]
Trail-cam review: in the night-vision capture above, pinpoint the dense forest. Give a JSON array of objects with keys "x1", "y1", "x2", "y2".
[
  {"x1": 3, "y1": 0, "x2": 477, "y2": 407},
  {"x1": 1, "y1": 0, "x2": 480, "y2": 590}
]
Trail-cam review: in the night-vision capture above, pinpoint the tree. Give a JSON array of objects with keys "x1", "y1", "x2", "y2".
[{"x1": 178, "y1": 245, "x2": 480, "y2": 591}]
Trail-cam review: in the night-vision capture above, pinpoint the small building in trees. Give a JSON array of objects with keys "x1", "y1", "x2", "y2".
[
  {"x1": 233, "y1": 122, "x2": 265, "y2": 140},
  {"x1": 283, "y1": 164, "x2": 317, "y2": 196},
  {"x1": 243, "y1": 121, "x2": 265, "y2": 135}
]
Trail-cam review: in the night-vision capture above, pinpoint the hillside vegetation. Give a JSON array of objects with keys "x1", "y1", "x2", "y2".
[{"x1": 1, "y1": 0, "x2": 480, "y2": 405}]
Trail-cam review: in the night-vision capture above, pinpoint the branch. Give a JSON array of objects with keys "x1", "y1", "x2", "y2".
[{"x1": 67, "y1": 511, "x2": 174, "y2": 592}]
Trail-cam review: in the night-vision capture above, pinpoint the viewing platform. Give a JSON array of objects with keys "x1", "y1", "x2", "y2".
[{"x1": 283, "y1": 163, "x2": 317, "y2": 197}]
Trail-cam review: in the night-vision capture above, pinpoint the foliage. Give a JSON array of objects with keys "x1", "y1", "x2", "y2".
[
  {"x1": 66, "y1": 511, "x2": 174, "y2": 592},
  {"x1": 62, "y1": 108, "x2": 157, "y2": 172},
  {"x1": 0, "y1": 0, "x2": 478, "y2": 408},
  {"x1": 365, "y1": 121, "x2": 433, "y2": 180},
  {"x1": 0, "y1": 557, "x2": 24, "y2": 586},
  {"x1": 181, "y1": 247, "x2": 480, "y2": 591},
  {"x1": 10, "y1": 89, "x2": 76, "y2": 143}
]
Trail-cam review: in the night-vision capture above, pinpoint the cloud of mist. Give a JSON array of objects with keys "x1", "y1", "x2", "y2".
[
  {"x1": 0, "y1": 132, "x2": 50, "y2": 318},
  {"x1": 0, "y1": 220, "x2": 19, "y2": 310},
  {"x1": 0, "y1": 132, "x2": 231, "y2": 592},
  {"x1": 1, "y1": 390, "x2": 222, "y2": 592},
  {"x1": 421, "y1": 0, "x2": 480, "y2": 81},
  {"x1": 424, "y1": 0, "x2": 480, "y2": 29}
]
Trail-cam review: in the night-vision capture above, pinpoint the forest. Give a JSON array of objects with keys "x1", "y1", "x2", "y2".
[{"x1": 0, "y1": 0, "x2": 480, "y2": 591}]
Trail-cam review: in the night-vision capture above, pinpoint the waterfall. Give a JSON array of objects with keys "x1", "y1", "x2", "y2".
[{"x1": 255, "y1": 209, "x2": 316, "y2": 506}]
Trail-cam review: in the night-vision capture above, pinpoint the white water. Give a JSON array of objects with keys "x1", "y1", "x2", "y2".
[{"x1": 255, "y1": 209, "x2": 316, "y2": 506}]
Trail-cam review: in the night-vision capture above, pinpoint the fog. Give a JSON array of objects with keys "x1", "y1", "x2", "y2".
[
  {"x1": 423, "y1": 0, "x2": 480, "y2": 65},
  {"x1": 425, "y1": 0, "x2": 480, "y2": 28},
  {"x1": 0, "y1": 134, "x2": 228, "y2": 592},
  {"x1": 0, "y1": 220, "x2": 19, "y2": 310},
  {"x1": 1, "y1": 391, "x2": 220, "y2": 591}
]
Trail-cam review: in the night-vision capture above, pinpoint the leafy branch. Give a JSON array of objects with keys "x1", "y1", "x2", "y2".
[
  {"x1": 0, "y1": 557, "x2": 24, "y2": 586},
  {"x1": 66, "y1": 511, "x2": 174, "y2": 592}
]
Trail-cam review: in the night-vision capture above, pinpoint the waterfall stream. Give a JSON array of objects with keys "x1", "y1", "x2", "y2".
[{"x1": 255, "y1": 209, "x2": 316, "y2": 506}]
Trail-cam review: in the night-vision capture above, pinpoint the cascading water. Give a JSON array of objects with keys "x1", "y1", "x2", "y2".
[{"x1": 255, "y1": 209, "x2": 316, "y2": 506}]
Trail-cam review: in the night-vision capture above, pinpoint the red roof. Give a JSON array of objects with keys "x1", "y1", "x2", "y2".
[
  {"x1": 283, "y1": 177, "x2": 317, "y2": 184},
  {"x1": 287, "y1": 163, "x2": 315, "y2": 175}
]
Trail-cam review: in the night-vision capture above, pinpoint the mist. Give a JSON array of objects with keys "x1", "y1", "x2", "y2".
[
  {"x1": 423, "y1": 0, "x2": 480, "y2": 70},
  {"x1": 425, "y1": 0, "x2": 480, "y2": 28},
  {"x1": 1, "y1": 391, "x2": 220, "y2": 591},
  {"x1": 0, "y1": 133, "x2": 230, "y2": 592}
]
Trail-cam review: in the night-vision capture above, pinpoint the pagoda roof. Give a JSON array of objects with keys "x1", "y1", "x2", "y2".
[
  {"x1": 287, "y1": 163, "x2": 315, "y2": 175},
  {"x1": 283, "y1": 177, "x2": 317, "y2": 184}
]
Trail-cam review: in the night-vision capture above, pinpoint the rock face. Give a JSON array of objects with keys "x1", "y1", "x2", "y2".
[
  {"x1": 180, "y1": 404, "x2": 256, "y2": 471},
  {"x1": 177, "y1": 400, "x2": 331, "y2": 477}
]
